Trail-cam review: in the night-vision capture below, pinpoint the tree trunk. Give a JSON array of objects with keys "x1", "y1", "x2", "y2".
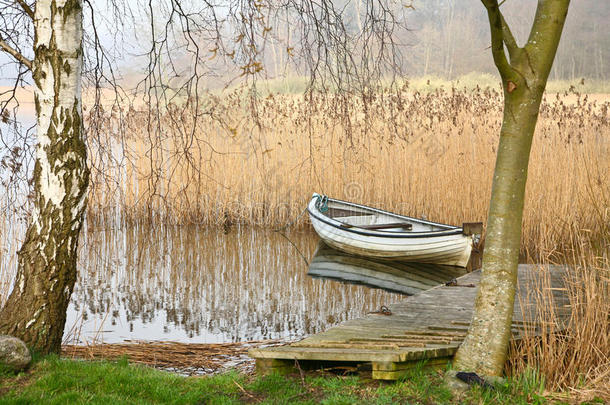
[
  {"x1": 452, "y1": 87, "x2": 543, "y2": 375},
  {"x1": 451, "y1": 0, "x2": 570, "y2": 377},
  {"x1": 0, "y1": 0, "x2": 88, "y2": 354}
]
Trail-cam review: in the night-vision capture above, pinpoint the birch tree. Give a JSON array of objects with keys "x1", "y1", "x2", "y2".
[
  {"x1": 0, "y1": 0, "x2": 88, "y2": 354},
  {"x1": 451, "y1": 0, "x2": 570, "y2": 379}
]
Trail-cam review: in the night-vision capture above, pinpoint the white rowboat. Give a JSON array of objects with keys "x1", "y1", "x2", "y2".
[{"x1": 307, "y1": 193, "x2": 480, "y2": 267}]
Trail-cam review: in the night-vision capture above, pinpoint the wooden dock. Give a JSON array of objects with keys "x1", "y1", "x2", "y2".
[{"x1": 249, "y1": 264, "x2": 570, "y2": 380}]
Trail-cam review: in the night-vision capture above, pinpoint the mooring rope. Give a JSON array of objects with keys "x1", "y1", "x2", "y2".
[
  {"x1": 273, "y1": 205, "x2": 310, "y2": 266},
  {"x1": 273, "y1": 194, "x2": 329, "y2": 267}
]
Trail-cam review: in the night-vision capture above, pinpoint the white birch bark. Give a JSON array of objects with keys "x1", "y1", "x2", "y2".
[{"x1": 0, "y1": 0, "x2": 89, "y2": 354}]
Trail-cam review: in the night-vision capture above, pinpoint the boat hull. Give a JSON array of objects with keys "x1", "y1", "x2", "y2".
[{"x1": 308, "y1": 195, "x2": 474, "y2": 267}]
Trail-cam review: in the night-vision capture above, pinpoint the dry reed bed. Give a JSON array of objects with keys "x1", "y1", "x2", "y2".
[
  {"x1": 508, "y1": 244, "x2": 609, "y2": 399},
  {"x1": 87, "y1": 86, "x2": 609, "y2": 259},
  {"x1": 62, "y1": 339, "x2": 285, "y2": 375}
]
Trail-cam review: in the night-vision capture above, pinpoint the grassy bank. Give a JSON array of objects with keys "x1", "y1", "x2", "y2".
[{"x1": 2, "y1": 356, "x2": 604, "y2": 404}]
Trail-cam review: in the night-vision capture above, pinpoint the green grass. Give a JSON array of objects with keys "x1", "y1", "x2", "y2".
[{"x1": 0, "y1": 356, "x2": 590, "y2": 404}]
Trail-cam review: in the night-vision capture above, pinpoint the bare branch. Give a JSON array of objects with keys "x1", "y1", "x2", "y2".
[
  {"x1": 15, "y1": 0, "x2": 34, "y2": 20},
  {"x1": 499, "y1": 13, "x2": 518, "y2": 60},
  {"x1": 481, "y1": 0, "x2": 512, "y2": 79},
  {"x1": 0, "y1": 35, "x2": 32, "y2": 70}
]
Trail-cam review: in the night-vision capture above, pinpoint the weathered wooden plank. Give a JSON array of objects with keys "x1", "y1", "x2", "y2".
[
  {"x1": 293, "y1": 342, "x2": 404, "y2": 350},
  {"x1": 255, "y1": 358, "x2": 295, "y2": 376},
  {"x1": 372, "y1": 357, "x2": 452, "y2": 372},
  {"x1": 427, "y1": 326, "x2": 470, "y2": 332},
  {"x1": 352, "y1": 337, "x2": 453, "y2": 345},
  {"x1": 381, "y1": 333, "x2": 462, "y2": 340},
  {"x1": 250, "y1": 346, "x2": 405, "y2": 362},
  {"x1": 372, "y1": 357, "x2": 453, "y2": 380}
]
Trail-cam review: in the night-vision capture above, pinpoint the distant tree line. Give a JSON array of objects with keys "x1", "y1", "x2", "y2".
[
  {"x1": 258, "y1": 0, "x2": 608, "y2": 81},
  {"x1": 400, "y1": 0, "x2": 607, "y2": 80}
]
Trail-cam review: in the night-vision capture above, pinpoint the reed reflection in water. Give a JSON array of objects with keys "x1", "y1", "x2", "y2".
[{"x1": 65, "y1": 224, "x2": 403, "y2": 344}]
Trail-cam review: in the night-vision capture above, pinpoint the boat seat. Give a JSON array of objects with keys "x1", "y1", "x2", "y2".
[
  {"x1": 327, "y1": 207, "x2": 374, "y2": 218},
  {"x1": 341, "y1": 222, "x2": 413, "y2": 231}
]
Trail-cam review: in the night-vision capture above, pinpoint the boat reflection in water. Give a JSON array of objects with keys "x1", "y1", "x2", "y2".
[{"x1": 307, "y1": 242, "x2": 470, "y2": 296}]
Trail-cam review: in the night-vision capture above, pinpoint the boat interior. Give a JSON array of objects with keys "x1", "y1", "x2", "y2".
[{"x1": 323, "y1": 201, "x2": 449, "y2": 233}]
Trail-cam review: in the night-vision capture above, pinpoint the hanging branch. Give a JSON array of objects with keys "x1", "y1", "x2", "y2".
[
  {"x1": 0, "y1": 36, "x2": 32, "y2": 70},
  {"x1": 15, "y1": 0, "x2": 34, "y2": 20}
]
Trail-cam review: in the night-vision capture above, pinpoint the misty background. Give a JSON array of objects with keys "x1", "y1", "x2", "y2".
[{"x1": 0, "y1": 0, "x2": 607, "y2": 90}]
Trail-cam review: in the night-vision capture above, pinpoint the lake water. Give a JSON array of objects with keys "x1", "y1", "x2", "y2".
[
  {"x1": 0, "y1": 219, "x2": 467, "y2": 345},
  {"x1": 63, "y1": 224, "x2": 407, "y2": 344}
]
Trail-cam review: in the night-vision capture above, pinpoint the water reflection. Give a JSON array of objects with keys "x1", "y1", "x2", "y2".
[
  {"x1": 66, "y1": 225, "x2": 403, "y2": 344},
  {"x1": 308, "y1": 242, "x2": 469, "y2": 295}
]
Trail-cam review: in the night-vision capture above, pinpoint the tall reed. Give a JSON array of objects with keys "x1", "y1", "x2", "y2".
[
  {"x1": 508, "y1": 234, "x2": 609, "y2": 399},
  {"x1": 86, "y1": 84, "x2": 609, "y2": 262}
]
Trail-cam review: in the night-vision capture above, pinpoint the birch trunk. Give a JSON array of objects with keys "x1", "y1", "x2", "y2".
[
  {"x1": 451, "y1": 0, "x2": 570, "y2": 377},
  {"x1": 0, "y1": 0, "x2": 88, "y2": 354}
]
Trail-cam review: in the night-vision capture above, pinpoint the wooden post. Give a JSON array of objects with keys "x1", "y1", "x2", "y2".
[{"x1": 462, "y1": 222, "x2": 483, "y2": 236}]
